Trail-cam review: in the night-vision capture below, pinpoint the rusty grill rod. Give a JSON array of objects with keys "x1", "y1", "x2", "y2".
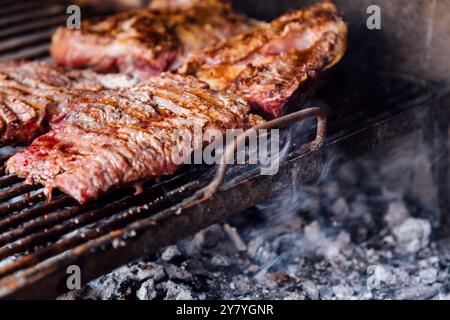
[
  {"x1": 0, "y1": 107, "x2": 324, "y2": 282},
  {"x1": 0, "y1": 183, "x2": 40, "y2": 203},
  {"x1": 0, "y1": 161, "x2": 206, "y2": 275},
  {"x1": 0, "y1": 16, "x2": 67, "y2": 40},
  {"x1": 0, "y1": 194, "x2": 73, "y2": 232},
  {"x1": 0, "y1": 175, "x2": 21, "y2": 189},
  {"x1": 0, "y1": 180, "x2": 204, "y2": 278},
  {"x1": 0, "y1": 0, "x2": 446, "y2": 299},
  {"x1": 0, "y1": 191, "x2": 45, "y2": 216},
  {"x1": 182, "y1": 107, "x2": 327, "y2": 208},
  {"x1": 0, "y1": 75, "x2": 443, "y2": 299}
]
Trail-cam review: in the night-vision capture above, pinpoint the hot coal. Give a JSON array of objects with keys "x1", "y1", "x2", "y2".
[{"x1": 60, "y1": 158, "x2": 450, "y2": 300}]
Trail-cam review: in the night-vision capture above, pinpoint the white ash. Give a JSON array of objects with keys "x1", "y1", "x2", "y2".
[
  {"x1": 164, "y1": 281, "x2": 194, "y2": 300},
  {"x1": 61, "y1": 161, "x2": 450, "y2": 300},
  {"x1": 366, "y1": 265, "x2": 396, "y2": 290},
  {"x1": 301, "y1": 280, "x2": 319, "y2": 300},
  {"x1": 385, "y1": 200, "x2": 411, "y2": 229},
  {"x1": 136, "y1": 279, "x2": 157, "y2": 300},
  {"x1": 392, "y1": 218, "x2": 432, "y2": 253},
  {"x1": 161, "y1": 245, "x2": 182, "y2": 262}
]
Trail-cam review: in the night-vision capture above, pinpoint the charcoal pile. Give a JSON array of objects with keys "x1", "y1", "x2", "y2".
[{"x1": 61, "y1": 160, "x2": 450, "y2": 300}]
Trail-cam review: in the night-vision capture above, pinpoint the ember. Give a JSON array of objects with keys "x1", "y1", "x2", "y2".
[
  {"x1": 0, "y1": 0, "x2": 449, "y2": 301},
  {"x1": 60, "y1": 151, "x2": 450, "y2": 300}
]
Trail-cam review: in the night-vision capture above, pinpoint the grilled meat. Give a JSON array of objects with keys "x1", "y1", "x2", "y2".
[
  {"x1": 6, "y1": 74, "x2": 262, "y2": 203},
  {"x1": 51, "y1": 0, "x2": 261, "y2": 79},
  {"x1": 6, "y1": 1, "x2": 347, "y2": 203},
  {"x1": 1, "y1": 0, "x2": 257, "y2": 146},
  {"x1": 0, "y1": 61, "x2": 136, "y2": 145},
  {"x1": 180, "y1": 0, "x2": 347, "y2": 118}
]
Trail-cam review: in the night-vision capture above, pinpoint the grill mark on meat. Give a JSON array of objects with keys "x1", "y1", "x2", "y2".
[
  {"x1": 0, "y1": 77, "x2": 33, "y2": 96},
  {"x1": 50, "y1": 0, "x2": 262, "y2": 78},
  {"x1": 7, "y1": 74, "x2": 258, "y2": 202},
  {"x1": 0, "y1": 98, "x2": 19, "y2": 138},
  {"x1": 0, "y1": 61, "x2": 138, "y2": 145},
  {"x1": 180, "y1": 0, "x2": 347, "y2": 118},
  {"x1": 227, "y1": 31, "x2": 344, "y2": 118},
  {"x1": 5, "y1": 1, "x2": 347, "y2": 203},
  {"x1": 0, "y1": 2, "x2": 259, "y2": 145},
  {"x1": 94, "y1": 97, "x2": 159, "y2": 125},
  {"x1": 144, "y1": 85, "x2": 236, "y2": 127},
  {"x1": 183, "y1": 3, "x2": 340, "y2": 67},
  {"x1": 149, "y1": 0, "x2": 231, "y2": 11}
]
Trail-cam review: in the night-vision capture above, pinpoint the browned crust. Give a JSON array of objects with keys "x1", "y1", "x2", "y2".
[
  {"x1": 180, "y1": 0, "x2": 347, "y2": 118},
  {"x1": 6, "y1": 74, "x2": 260, "y2": 203},
  {"x1": 50, "y1": 2, "x2": 262, "y2": 76}
]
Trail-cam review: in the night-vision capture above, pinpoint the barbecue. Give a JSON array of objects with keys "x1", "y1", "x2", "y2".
[
  {"x1": 0, "y1": 0, "x2": 259, "y2": 146},
  {"x1": 6, "y1": 2, "x2": 345, "y2": 203},
  {"x1": 51, "y1": 0, "x2": 261, "y2": 78},
  {"x1": 181, "y1": 0, "x2": 347, "y2": 118},
  {"x1": 6, "y1": 74, "x2": 263, "y2": 203},
  {"x1": 0, "y1": 0, "x2": 448, "y2": 301},
  {"x1": 0, "y1": 60, "x2": 138, "y2": 145}
]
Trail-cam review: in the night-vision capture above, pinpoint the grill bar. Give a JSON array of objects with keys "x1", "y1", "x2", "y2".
[
  {"x1": 0, "y1": 1, "x2": 107, "y2": 62},
  {"x1": 0, "y1": 30, "x2": 55, "y2": 55},
  {"x1": 0, "y1": 0, "x2": 27, "y2": 9},
  {"x1": 0, "y1": 172, "x2": 205, "y2": 252},
  {"x1": 0, "y1": 180, "x2": 204, "y2": 278},
  {"x1": 0, "y1": 16, "x2": 66, "y2": 40},
  {"x1": 0, "y1": 43, "x2": 51, "y2": 62},
  {"x1": 0, "y1": 0, "x2": 33, "y2": 11},
  {"x1": 0, "y1": 2, "x2": 44, "y2": 18},
  {"x1": 0, "y1": 183, "x2": 40, "y2": 203},
  {"x1": 0, "y1": 71, "x2": 444, "y2": 299},
  {"x1": 0, "y1": 0, "x2": 447, "y2": 300},
  {"x1": 0, "y1": 175, "x2": 21, "y2": 189},
  {"x1": 0, "y1": 194, "x2": 72, "y2": 232},
  {"x1": 0, "y1": 191, "x2": 45, "y2": 217},
  {"x1": 0, "y1": 5, "x2": 65, "y2": 29},
  {"x1": 0, "y1": 1, "x2": 63, "y2": 61}
]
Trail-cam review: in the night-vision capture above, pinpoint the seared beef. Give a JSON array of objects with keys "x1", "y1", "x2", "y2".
[
  {"x1": 180, "y1": 0, "x2": 347, "y2": 118},
  {"x1": 6, "y1": 1, "x2": 347, "y2": 203},
  {"x1": 6, "y1": 74, "x2": 262, "y2": 202},
  {"x1": 1, "y1": 1, "x2": 257, "y2": 146},
  {"x1": 51, "y1": 0, "x2": 261, "y2": 78},
  {"x1": 0, "y1": 61, "x2": 136, "y2": 145}
]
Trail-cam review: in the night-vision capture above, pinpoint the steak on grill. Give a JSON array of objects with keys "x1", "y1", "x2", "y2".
[
  {"x1": 0, "y1": 61, "x2": 136, "y2": 145},
  {"x1": 6, "y1": 1, "x2": 347, "y2": 203},
  {"x1": 51, "y1": 0, "x2": 261, "y2": 79},
  {"x1": 180, "y1": 0, "x2": 347, "y2": 118},
  {"x1": 0, "y1": 0, "x2": 257, "y2": 146},
  {"x1": 6, "y1": 74, "x2": 262, "y2": 203}
]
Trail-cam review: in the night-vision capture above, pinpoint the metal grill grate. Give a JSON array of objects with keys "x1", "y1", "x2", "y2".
[
  {"x1": 0, "y1": 0, "x2": 110, "y2": 62},
  {"x1": 0, "y1": 1, "x2": 67, "y2": 61},
  {"x1": 0, "y1": 0, "x2": 447, "y2": 299},
  {"x1": 0, "y1": 70, "x2": 443, "y2": 299}
]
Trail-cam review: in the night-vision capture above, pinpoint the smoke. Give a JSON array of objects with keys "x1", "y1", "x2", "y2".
[{"x1": 255, "y1": 110, "x2": 338, "y2": 224}]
